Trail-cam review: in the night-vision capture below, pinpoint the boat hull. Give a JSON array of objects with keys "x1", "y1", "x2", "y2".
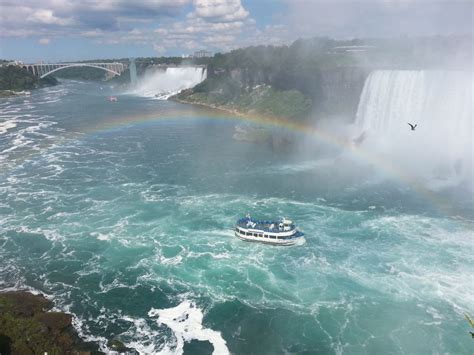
[{"x1": 234, "y1": 230, "x2": 304, "y2": 246}]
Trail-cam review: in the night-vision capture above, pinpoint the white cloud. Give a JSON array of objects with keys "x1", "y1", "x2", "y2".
[
  {"x1": 154, "y1": 28, "x2": 168, "y2": 35},
  {"x1": 7, "y1": 0, "x2": 467, "y2": 60},
  {"x1": 193, "y1": 0, "x2": 248, "y2": 22},
  {"x1": 0, "y1": 0, "x2": 192, "y2": 37},
  {"x1": 81, "y1": 29, "x2": 104, "y2": 38},
  {"x1": 38, "y1": 38, "x2": 51, "y2": 45},
  {"x1": 28, "y1": 9, "x2": 75, "y2": 26},
  {"x1": 0, "y1": 0, "x2": 291, "y2": 57},
  {"x1": 153, "y1": 44, "x2": 166, "y2": 54}
]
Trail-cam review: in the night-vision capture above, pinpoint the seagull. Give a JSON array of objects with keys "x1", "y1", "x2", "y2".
[{"x1": 408, "y1": 123, "x2": 417, "y2": 131}]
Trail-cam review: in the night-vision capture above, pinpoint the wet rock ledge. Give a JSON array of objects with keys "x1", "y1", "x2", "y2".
[{"x1": 0, "y1": 291, "x2": 105, "y2": 355}]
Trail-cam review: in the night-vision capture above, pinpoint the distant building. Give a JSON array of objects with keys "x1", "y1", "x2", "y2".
[
  {"x1": 193, "y1": 50, "x2": 212, "y2": 58},
  {"x1": 0, "y1": 60, "x2": 24, "y2": 67}
]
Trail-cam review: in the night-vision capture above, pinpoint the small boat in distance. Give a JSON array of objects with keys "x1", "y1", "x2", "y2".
[
  {"x1": 235, "y1": 215, "x2": 305, "y2": 246},
  {"x1": 108, "y1": 96, "x2": 118, "y2": 102}
]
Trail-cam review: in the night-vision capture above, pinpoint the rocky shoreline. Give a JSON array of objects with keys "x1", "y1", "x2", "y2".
[
  {"x1": 170, "y1": 94, "x2": 249, "y2": 119},
  {"x1": 0, "y1": 291, "x2": 135, "y2": 355}
]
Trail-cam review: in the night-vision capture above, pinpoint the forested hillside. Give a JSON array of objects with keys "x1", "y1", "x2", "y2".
[{"x1": 0, "y1": 65, "x2": 57, "y2": 92}]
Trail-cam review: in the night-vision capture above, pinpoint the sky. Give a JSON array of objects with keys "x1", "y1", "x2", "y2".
[{"x1": 0, "y1": 0, "x2": 472, "y2": 62}]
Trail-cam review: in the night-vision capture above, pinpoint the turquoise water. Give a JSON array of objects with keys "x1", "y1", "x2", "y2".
[{"x1": 0, "y1": 81, "x2": 472, "y2": 354}]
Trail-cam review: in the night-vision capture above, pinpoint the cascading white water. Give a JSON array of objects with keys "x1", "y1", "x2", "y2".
[
  {"x1": 355, "y1": 70, "x2": 472, "y2": 185},
  {"x1": 133, "y1": 66, "x2": 207, "y2": 99}
]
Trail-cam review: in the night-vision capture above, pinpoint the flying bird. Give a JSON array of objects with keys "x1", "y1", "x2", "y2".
[{"x1": 408, "y1": 123, "x2": 417, "y2": 131}]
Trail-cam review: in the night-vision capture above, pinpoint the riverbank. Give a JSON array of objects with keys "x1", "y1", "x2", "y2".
[
  {"x1": 171, "y1": 94, "x2": 248, "y2": 118},
  {"x1": 0, "y1": 291, "x2": 135, "y2": 354}
]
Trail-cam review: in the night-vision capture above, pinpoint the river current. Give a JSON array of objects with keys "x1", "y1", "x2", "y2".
[{"x1": 0, "y1": 80, "x2": 472, "y2": 354}]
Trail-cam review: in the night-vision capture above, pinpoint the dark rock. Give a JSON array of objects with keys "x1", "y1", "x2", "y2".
[
  {"x1": 0, "y1": 291, "x2": 52, "y2": 317},
  {"x1": 183, "y1": 339, "x2": 214, "y2": 354},
  {"x1": 0, "y1": 291, "x2": 108, "y2": 355},
  {"x1": 0, "y1": 334, "x2": 12, "y2": 355},
  {"x1": 107, "y1": 339, "x2": 138, "y2": 354},
  {"x1": 37, "y1": 312, "x2": 73, "y2": 330},
  {"x1": 108, "y1": 339, "x2": 127, "y2": 352}
]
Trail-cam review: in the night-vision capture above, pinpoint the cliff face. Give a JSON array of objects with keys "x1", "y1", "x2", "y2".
[{"x1": 206, "y1": 65, "x2": 370, "y2": 120}]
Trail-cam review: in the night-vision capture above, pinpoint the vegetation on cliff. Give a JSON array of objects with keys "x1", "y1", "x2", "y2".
[
  {"x1": 177, "y1": 82, "x2": 311, "y2": 119},
  {"x1": 0, "y1": 66, "x2": 57, "y2": 92},
  {"x1": 174, "y1": 38, "x2": 361, "y2": 118},
  {"x1": 0, "y1": 291, "x2": 104, "y2": 354},
  {"x1": 174, "y1": 35, "x2": 471, "y2": 119}
]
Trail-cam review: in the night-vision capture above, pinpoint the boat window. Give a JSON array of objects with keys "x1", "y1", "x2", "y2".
[{"x1": 270, "y1": 235, "x2": 276, "y2": 239}]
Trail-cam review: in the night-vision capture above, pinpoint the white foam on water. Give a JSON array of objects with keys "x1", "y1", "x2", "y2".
[
  {"x1": 149, "y1": 300, "x2": 229, "y2": 355},
  {"x1": 118, "y1": 315, "x2": 163, "y2": 354},
  {"x1": 292, "y1": 236, "x2": 306, "y2": 246},
  {"x1": 11, "y1": 226, "x2": 66, "y2": 243},
  {"x1": 159, "y1": 255, "x2": 183, "y2": 265},
  {"x1": 353, "y1": 214, "x2": 474, "y2": 313},
  {"x1": 69, "y1": 311, "x2": 109, "y2": 352},
  {"x1": 0, "y1": 120, "x2": 17, "y2": 134},
  {"x1": 90, "y1": 232, "x2": 111, "y2": 241},
  {"x1": 273, "y1": 158, "x2": 336, "y2": 174}
]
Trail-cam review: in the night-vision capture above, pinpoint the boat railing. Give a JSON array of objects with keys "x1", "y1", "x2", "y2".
[{"x1": 236, "y1": 218, "x2": 296, "y2": 232}]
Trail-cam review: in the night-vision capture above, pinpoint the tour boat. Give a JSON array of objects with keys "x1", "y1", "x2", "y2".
[
  {"x1": 108, "y1": 96, "x2": 118, "y2": 102},
  {"x1": 235, "y1": 215, "x2": 305, "y2": 246}
]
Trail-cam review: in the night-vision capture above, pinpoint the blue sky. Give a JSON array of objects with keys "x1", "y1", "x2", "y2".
[{"x1": 0, "y1": 0, "x2": 471, "y2": 63}]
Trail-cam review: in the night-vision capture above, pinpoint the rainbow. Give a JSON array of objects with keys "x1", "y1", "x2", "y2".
[{"x1": 2, "y1": 103, "x2": 469, "y2": 221}]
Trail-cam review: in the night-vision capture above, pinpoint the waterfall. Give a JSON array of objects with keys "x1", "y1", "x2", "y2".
[
  {"x1": 129, "y1": 58, "x2": 138, "y2": 86},
  {"x1": 133, "y1": 66, "x2": 207, "y2": 99},
  {"x1": 355, "y1": 70, "x2": 472, "y2": 184}
]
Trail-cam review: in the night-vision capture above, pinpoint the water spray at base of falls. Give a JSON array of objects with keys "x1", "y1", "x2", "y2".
[{"x1": 353, "y1": 70, "x2": 473, "y2": 187}]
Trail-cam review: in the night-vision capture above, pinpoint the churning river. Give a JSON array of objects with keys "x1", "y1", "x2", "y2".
[{"x1": 0, "y1": 78, "x2": 472, "y2": 354}]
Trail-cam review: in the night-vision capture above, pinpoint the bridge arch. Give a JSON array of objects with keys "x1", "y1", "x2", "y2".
[{"x1": 39, "y1": 64, "x2": 122, "y2": 79}]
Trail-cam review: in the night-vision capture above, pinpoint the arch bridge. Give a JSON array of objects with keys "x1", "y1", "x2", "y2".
[{"x1": 23, "y1": 62, "x2": 126, "y2": 78}]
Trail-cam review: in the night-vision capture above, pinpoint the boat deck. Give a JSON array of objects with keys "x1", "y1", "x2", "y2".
[{"x1": 236, "y1": 217, "x2": 295, "y2": 232}]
